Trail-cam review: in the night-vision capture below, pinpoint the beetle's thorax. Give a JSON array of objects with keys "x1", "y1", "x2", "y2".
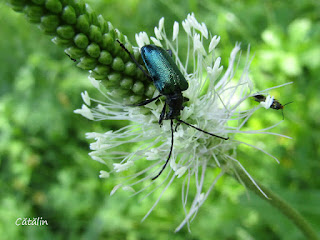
[
  {"x1": 165, "y1": 92, "x2": 184, "y2": 119},
  {"x1": 271, "y1": 100, "x2": 283, "y2": 110}
]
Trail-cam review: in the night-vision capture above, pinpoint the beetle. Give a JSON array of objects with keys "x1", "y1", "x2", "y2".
[
  {"x1": 117, "y1": 40, "x2": 228, "y2": 180},
  {"x1": 252, "y1": 94, "x2": 293, "y2": 119}
]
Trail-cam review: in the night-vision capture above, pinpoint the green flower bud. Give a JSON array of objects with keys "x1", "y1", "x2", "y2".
[
  {"x1": 65, "y1": 46, "x2": 85, "y2": 59},
  {"x1": 128, "y1": 95, "x2": 143, "y2": 104},
  {"x1": 108, "y1": 73, "x2": 121, "y2": 82},
  {"x1": 124, "y1": 62, "x2": 136, "y2": 76},
  {"x1": 57, "y1": 25, "x2": 75, "y2": 39},
  {"x1": 90, "y1": 71, "x2": 107, "y2": 80},
  {"x1": 52, "y1": 36, "x2": 72, "y2": 46},
  {"x1": 76, "y1": 14, "x2": 90, "y2": 34},
  {"x1": 145, "y1": 84, "x2": 156, "y2": 98},
  {"x1": 84, "y1": 4, "x2": 97, "y2": 25},
  {"x1": 120, "y1": 78, "x2": 133, "y2": 90},
  {"x1": 132, "y1": 81, "x2": 145, "y2": 95},
  {"x1": 86, "y1": 43, "x2": 100, "y2": 58},
  {"x1": 62, "y1": 5, "x2": 77, "y2": 25},
  {"x1": 103, "y1": 80, "x2": 117, "y2": 89},
  {"x1": 115, "y1": 29, "x2": 125, "y2": 42},
  {"x1": 93, "y1": 65, "x2": 110, "y2": 76},
  {"x1": 31, "y1": 0, "x2": 45, "y2": 5},
  {"x1": 97, "y1": 15, "x2": 108, "y2": 33},
  {"x1": 109, "y1": 88, "x2": 129, "y2": 98},
  {"x1": 74, "y1": 33, "x2": 89, "y2": 49},
  {"x1": 112, "y1": 57, "x2": 124, "y2": 71},
  {"x1": 98, "y1": 50, "x2": 112, "y2": 65},
  {"x1": 89, "y1": 25, "x2": 102, "y2": 43},
  {"x1": 45, "y1": 0, "x2": 62, "y2": 14},
  {"x1": 24, "y1": 5, "x2": 44, "y2": 23},
  {"x1": 8, "y1": 0, "x2": 27, "y2": 12},
  {"x1": 101, "y1": 33, "x2": 114, "y2": 51},
  {"x1": 40, "y1": 15, "x2": 60, "y2": 34},
  {"x1": 77, "y1": 56, "x2": 97, "y2": 70}
]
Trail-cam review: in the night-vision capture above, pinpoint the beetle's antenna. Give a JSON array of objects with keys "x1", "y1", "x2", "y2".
[
  {"x1": 152, "y1": 119, "x2": 174, "y2": 180},
  {"x1": 281, "y1": 101, "x2": 293, "y2": 120},
  {"x1": 283, "y1": 101, "x2": 293, "y2": 107},
  {"x1": 177, "y1": 119, "x2": 229, "y2": 140},
  {"x1": 116, "y1": 39, "x2": 151, "y2": 80}
]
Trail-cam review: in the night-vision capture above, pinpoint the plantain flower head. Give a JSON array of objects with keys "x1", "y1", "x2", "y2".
[{"x1": 75, "y1": 13, "x2": 291, "y2": 231}]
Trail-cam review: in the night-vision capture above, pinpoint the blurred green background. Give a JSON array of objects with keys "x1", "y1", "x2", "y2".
[{"x1": 1, "y1": 0, "x2": 319, "y2": 239}]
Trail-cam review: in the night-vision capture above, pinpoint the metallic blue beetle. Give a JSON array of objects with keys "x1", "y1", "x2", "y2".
[{"x1": 117, "y1": 40, "x2": 228, "y2": 179}]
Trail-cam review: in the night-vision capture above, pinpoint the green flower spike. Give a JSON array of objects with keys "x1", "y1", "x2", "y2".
[{"x1": 8, "y1": 0, "x2": 156, "y2": 105}]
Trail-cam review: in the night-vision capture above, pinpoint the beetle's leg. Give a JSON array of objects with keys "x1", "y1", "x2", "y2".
[
  {"x1": 130, "y1": 95, "x2": 162, "y2": 106},
  {"x1": 166, "y1": 49, "x2": 173, "y2": 57},
  {"x1": 158, "y1": 102, "x2": 167, "y2": 126},
  {"x1": 174, "y1": 121, "x2": 181, "y2": 132},
  {"x1": 177, "y1": 119, "x2": 229, "y2": 140},
  {"x1": 116, "y1": 40, "x2": 152, "y2": 80},
  {"x1": 152, "y1": 119, "x2": 174, "y2": 180}
]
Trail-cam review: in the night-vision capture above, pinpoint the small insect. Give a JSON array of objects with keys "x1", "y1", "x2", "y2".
[
  {"x1": 65, "y1": 53, "x2": 77, "y2": 62},
  {"x1": 253, "y1": 94, "x2": 293, "y2": 119},
  {"x1": 117, "y1": 40, "x2": 229, "y2": 180}
]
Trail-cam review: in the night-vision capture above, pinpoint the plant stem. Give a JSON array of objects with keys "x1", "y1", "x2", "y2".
[{"x1": 234, "y1": 165, "x2": 319, "y2": 240}]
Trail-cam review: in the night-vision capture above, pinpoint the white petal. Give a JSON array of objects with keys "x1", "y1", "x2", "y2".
[
  {"x1": 74, "y1": 104, "x2": 94, "y2": 120},
  {"x1": 193, "y1": 34, "x2": 206, "y2": 55},
  {"x1": 150, "y1": 37, "x2": 163, "y2": 47},
  {"x1": 172, "y1": 21, "x2": 179, "y2": 41},
  {"x1": 154, "y1": 27, "x2": 163, "y2": 40},
  {"x1": 158, "y1": 17, "x2": 165, "y2": 32},
  {"x1": 230, "y1": 42, "x2": 241, "y2": 60},
  {"x1": 122, "y1": 186, "x2": 135, "y2": 193},
  {"x1": 81, "y1": 91, "x2": 91, "y2": 106},
  {"x1": 135, "y1": 33, "x2": 144, "y2": 49},
  {"x1": 209, "y1": 35, "x2": 221, "y2": 52},
  {"x1": 99, "y1": 170, "x2": 110, "y2": 178},
  {"x1": 113, "y1": 160, "x2": 134, "y2": 172},
  {"x1": 182, "y1": 20, "x2": 191, "y2": 36},
  {"x1": 175, "y1": 166, "x2": 188, "y2": 178},
  {"x1": 89, "y1": 76, "x2": 101, "y2": 89},
  {"x1": 200, "y1": 22, "x2": 208, "y2": 39},
  {"x1": 141, "y1": 32, "x2": 150, "y2": 45}
]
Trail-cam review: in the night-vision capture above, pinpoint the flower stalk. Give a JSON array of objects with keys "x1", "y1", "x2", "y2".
[{"x1": 233, "y1": 164, "x2": 319, "y2": 240}]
